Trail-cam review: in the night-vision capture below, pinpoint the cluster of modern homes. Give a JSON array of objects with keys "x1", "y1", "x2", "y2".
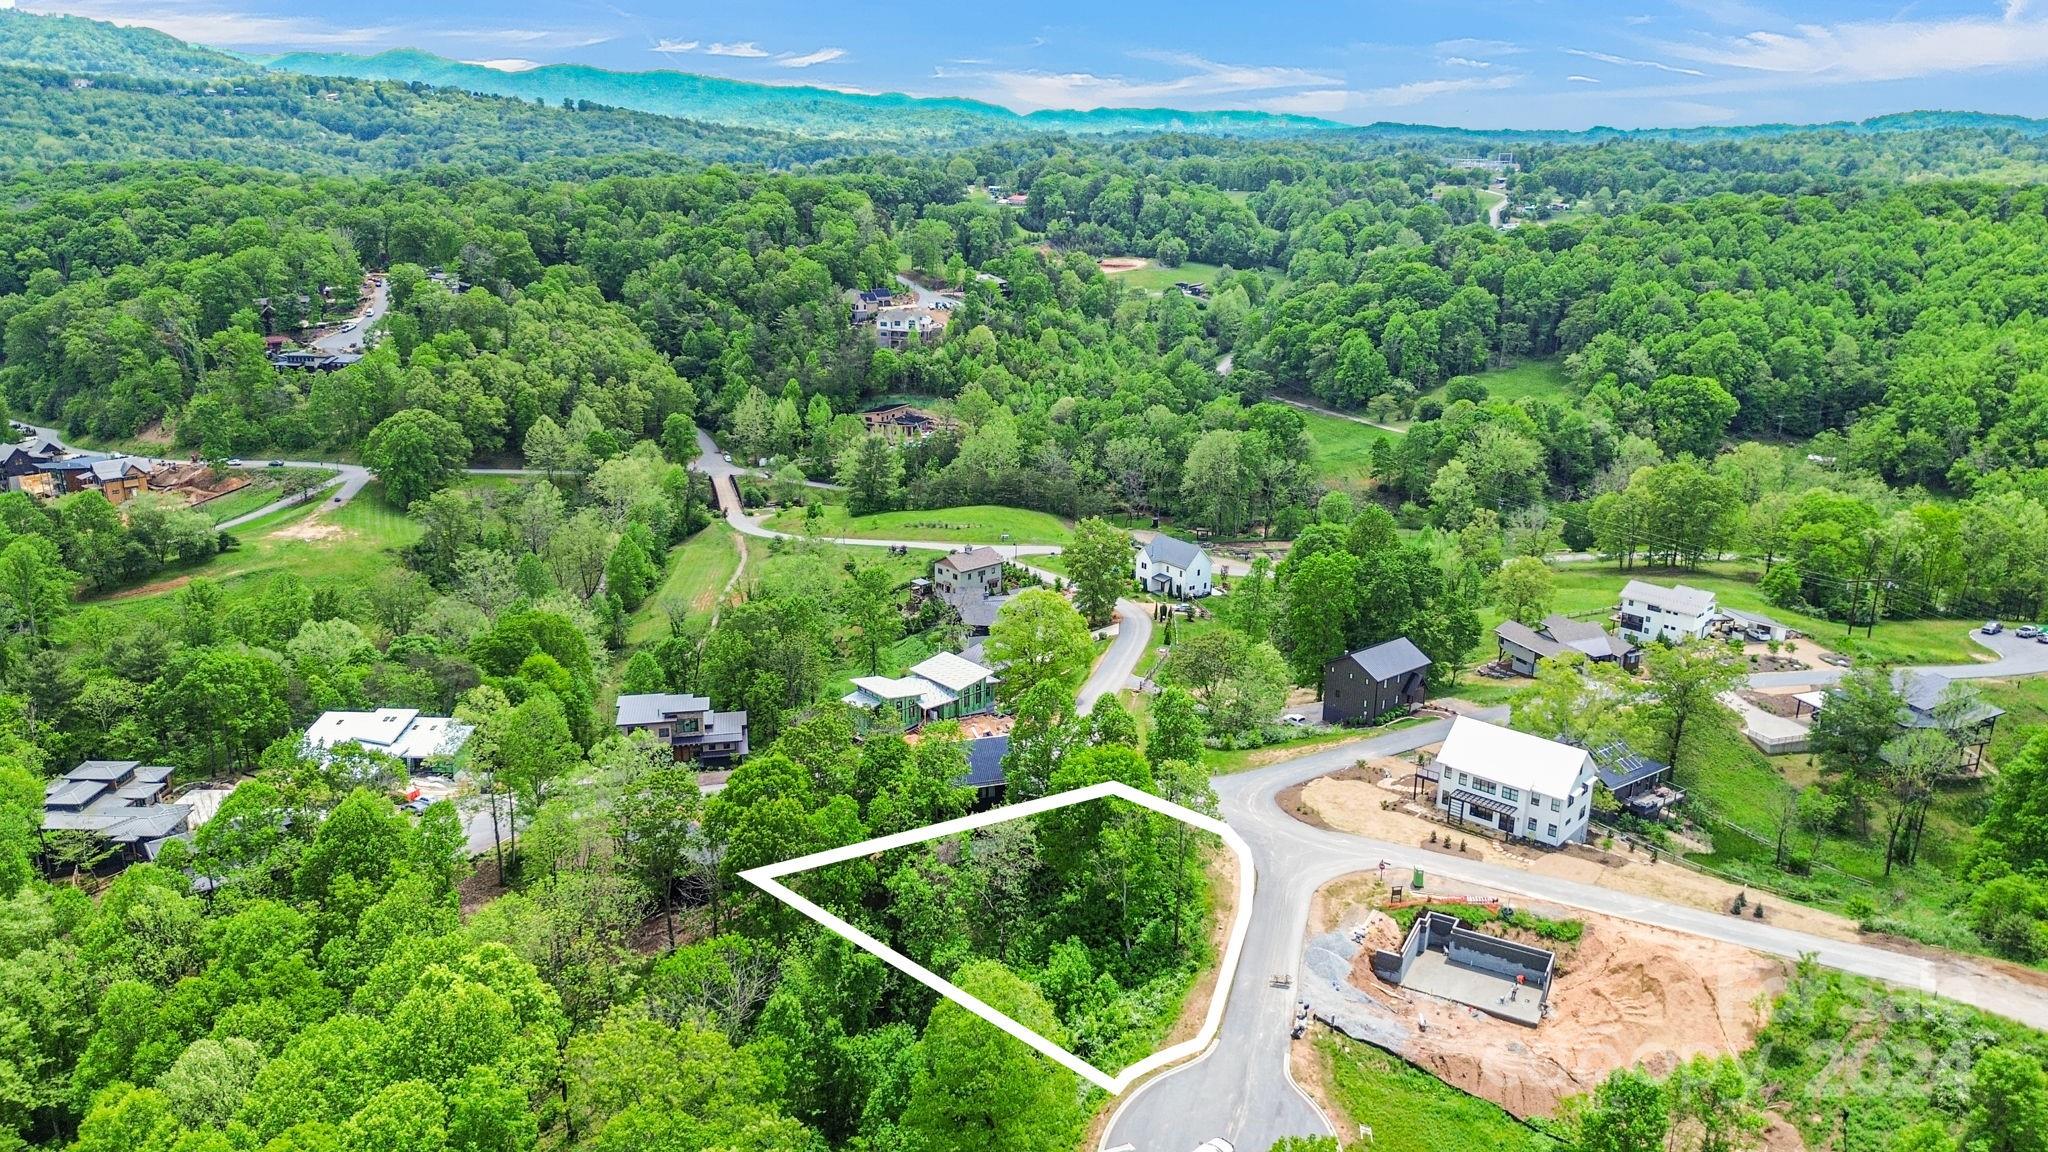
[
  {"x1": 0, "y1": 436, "x2": 199, "y2": 507},
  {"x1": 38, "y1": 707, "x2": 476, "y2": 874}
]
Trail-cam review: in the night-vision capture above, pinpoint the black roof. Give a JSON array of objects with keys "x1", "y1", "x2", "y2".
[
  {"x1": 1589, "y1": 740, "x2": 1670, "y2": 791},
  {"x1": 957, "y1": 735, "x2": 1008, "y2": 790},
  {"x1": 1339, "y1": 637, "x2": 1433, "y2": 681}
]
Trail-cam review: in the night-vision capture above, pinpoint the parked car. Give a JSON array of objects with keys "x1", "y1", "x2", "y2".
[
  {"x1": 2019, "y1": 625, "x2": 2042, "y2": 639},
  {"x1": 1281, "y1": 713, "x2": 1309, "y2": 727},
  {"x1": 226, "y1": 458, "x2": 244, "y2": 467},
  {"x1": 721, "y1": 453, "x2": 731, "y2": 463},
  {"x1": 2038, "y1": 633, "x2": 2048, "y2": 644},
  {"x1": 267, "y1": 459, "x2": 284, "y2": 468},
  {"x1": 1193, "y1": 1140, "x2": 1234, "y2": 1152},
  {"x1": 1983, "y1": 621, "x2": 2004, "y2": 635}
]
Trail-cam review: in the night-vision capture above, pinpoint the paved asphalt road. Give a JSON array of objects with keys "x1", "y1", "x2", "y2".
[
  {"x1": 1748, "y1": 627, "x2": 2048, "y2": 689},
  {"x1": 310, "y1": 274, "x2": 389, "y2": 355},
  {"x1": 1107, "y1": 710, "x2": 2048, "y2": 1152},
  {"x1": 695, "y1": 427, "x2": 1155, "y2": 714}
]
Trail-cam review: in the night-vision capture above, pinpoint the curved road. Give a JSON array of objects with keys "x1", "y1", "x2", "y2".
[
  {"x1": 690, "y1": 428, "x2": 1151, "y2": 715},
  {"x1": 1107, "y1": 709, "x2": 2048, "y2": 1152}
]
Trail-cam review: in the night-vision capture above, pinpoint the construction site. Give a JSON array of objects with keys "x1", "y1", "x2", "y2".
[{"x1": 1295, "y1": 873, "x2": 1791, "y2": 1123}]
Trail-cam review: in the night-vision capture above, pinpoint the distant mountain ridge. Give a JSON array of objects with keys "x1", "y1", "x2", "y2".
[
  {"x1": 6, "y1": 9, "x2": 2048, "y2": 147},
  {"x1": 249, "y1": 48, "x2": 1349, "y2": 142}
]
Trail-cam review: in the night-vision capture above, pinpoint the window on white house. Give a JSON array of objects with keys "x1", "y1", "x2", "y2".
[
  {"x1": 1550, "y1": 798, "x2": 1561, "y2": 811},
  {"x1": 1501, "y1": 787, "x2": 1520, "y2": 802},
  {"x1": 1547, "y1": 823, "x2": 1558, "y2": 838},
  {"x1": 1474, "y1": 779, "x2": 1497, "y2": 796},
  {"x1": 1526, "y1": 816, "x2": 1537, "y2": 830}
]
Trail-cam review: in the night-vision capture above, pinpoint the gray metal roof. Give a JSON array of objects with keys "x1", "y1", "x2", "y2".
[
  {"x1": 614, "y1": 692, "x2": 711, "y2": 727},
  {"x1": 1896, "y1": 672, "x2": 2005, "y2": 727},
  {"x1": 1344, "y1": 636, "x2": 1433, "y2": 681},
  {"x1": 958, "y1": 736, "x2": 1008, "y2": 790},
  {"x1": 1621, "y1": 580, "x2": 1717, "y2": 617},
  {"x1": 936, "y1": 546, "x2": 1005, "y2": 574},
  {"x1": 1143, "y1": 534, "x2": 1205, "y2": 570}
]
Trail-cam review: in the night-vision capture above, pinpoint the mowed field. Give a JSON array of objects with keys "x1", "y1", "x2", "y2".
[
  {"x1": 761, "y1": 502, "x2": 1072, "y2": 547},
  {"x1": 1426, "y1": 357, "x2": 1574, "y2": 405},
  {"x1": 627, "y1": 523, "x2": 743, "y2": 645},
  {"x1": 1297, "y1": 408, "x2": 1400, "y2": 487}
]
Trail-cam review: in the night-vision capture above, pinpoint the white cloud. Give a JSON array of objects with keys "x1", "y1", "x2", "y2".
[
  {"x1": 22, "y1": 0, "x2": 395, "y2": 47},
  {"x1": 2010, "y1": 0, "x2": 2031, "y2": 21},
  {"x1": 651, "y1": 38, "x2": 698, "y2": 54},
  {"x1": 0, "y1": 1, "x2": 16, "y2": 10},
  {"x1": 1442, "y1": 56, "x2": 1493, "y2": 68},
  {"x1": 464, "y1": 58, "x2": 542, "y2": 71},
  {"x1": 705, "y1": 41, "x2": 769, "y2": 57},
  {"x1": 777, "y1": 47, "x2": 845, "y2": 68},
  {"x1": 1663, "y1": 13, "x2": 2048, "y2": 81},
  {"x1": 1567, "y1": 74, "x2": 1601, "y2": 83},
  {"x1": 1563, "y1": 47, "x2": 1705, "y2": 76},
  {"x1": 1434, "y1": 38, "x2": 1524, "y2": 56},
  {"x1": 960, "y1": 51, "x2": 1339, "y2": 111},
  {"x1": 1350, "y1": 73, "x2": 1520, "y2": 108}
]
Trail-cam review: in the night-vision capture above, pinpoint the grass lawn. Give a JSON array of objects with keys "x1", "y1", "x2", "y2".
[
  {"x1": 1674, "y1": 711, "x2": 1982, "y2": 949},
  {"x1": 80, "y1": 479, "x2": 459, "y2": 622},
  {"x1": 1108, "y1": 260, "x2": 1228, "y2": 294},
  {"x1": 1982, "y1": 677, "x2": 2048, "y2": 767},
  {"x1": 1421, "y1": 358, "x2": 1573, "y2": 406},
  {"x1": 760, "y1": 503, "x2": 1072, "y2": 547},
  {"x1": 1297, "y1": 408, "x2": 1400, "y2": 487},
  {"x1": 1517, "y1": 560, "x2": 1988, "y2": 669},
  {"x1": 1316, "y1": 1033, "x2": 1557, "y2": 1152},
  {"x1": 195, "y1": 470, "x2": 339, "y2": 525},
  {"x1": 627, "y1": 524, "x2": 741, "y2": 647}
]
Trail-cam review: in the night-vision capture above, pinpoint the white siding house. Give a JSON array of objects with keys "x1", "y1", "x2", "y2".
[
  {"x1": 1617, "y1": 580, "x2": 1718, "y2": 645},
  {"x1": 1431, "y1": 717, "x2": 1596, "y2": 847},
  {"x1": 1135, "y1": 535, "x2": 1212, "y2": 598}
]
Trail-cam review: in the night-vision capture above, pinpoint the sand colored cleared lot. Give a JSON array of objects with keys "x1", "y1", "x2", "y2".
[
  {"x1": 1295, "y1": 769, "x2": 1861, "y2": 942},
  {"x1": 1305, "y1": 878, "x2": 1790, "y2": 1130}
]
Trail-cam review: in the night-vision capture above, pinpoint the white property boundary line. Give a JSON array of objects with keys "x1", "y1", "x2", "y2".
[{"x1": 741, "y1": 780, "x2": 1257, "y2": 1094}]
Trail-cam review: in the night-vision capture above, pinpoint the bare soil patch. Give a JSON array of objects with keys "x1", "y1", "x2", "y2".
[
  {"x1": 1327, "y1": 878, "x2": 1789, "y2": 1120},
  {"x1": 1296, "y1": 774, "x2": 1861, "y2": 942},
  {"x1": 103, "y1": 574, "x2": 194, "y2": 601},
  {"x1": 1098, "y1": 256, "x2": 1150, "y2": 273},
  {"x1": 272, "y1": 511, "x2": 346, "y2": 542}
]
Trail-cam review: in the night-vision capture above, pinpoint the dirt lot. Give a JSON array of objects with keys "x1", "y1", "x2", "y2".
[
  {"x1": 1098, "y1": 256, "x2": 1150, "y2": 273},
  {"x1": 1306, "y1": 877, "x2": 1791, "y2": 1123},
  {"x1": 1295, "y1": 767, "x2": 1861, "y2": 942},
  {"x1": 272, "y1": 509, "x2": 345, "y2": 542}
]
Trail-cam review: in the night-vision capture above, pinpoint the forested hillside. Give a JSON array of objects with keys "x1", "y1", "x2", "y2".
[{"x1": 8, "y1": 9, "x2": 2048, "y2": 1152}]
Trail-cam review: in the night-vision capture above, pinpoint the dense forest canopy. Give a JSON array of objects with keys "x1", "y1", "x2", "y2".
[{"x1": 7, "y1": 9, "x2": 2048, "y2": 1152}]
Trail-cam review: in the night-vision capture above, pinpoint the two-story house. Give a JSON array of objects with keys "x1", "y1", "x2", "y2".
[
  {"x1": 875, "y1": 305, "x2": 947, "y2": 350},
  {"x1": 41, "y1": 760, "x2": 190, "y2": 869},
  {"x1": 304, "y1": 708, "x2": 475, "y2": 772},
  {"x1": 840, "y1": 651, "x2": 1000, "y2": 733},
  {"x1": 1135, "y1": 535, "x2": 1212, "y2": 599},
  {"x1": 934, "y1": 547, "x2": 1005, "y2": 598},
  {"x1": 1617, "y1": 580, "x2": 1718, "y2": 645},
  {"x1": 1431, "y1": 717, "x2": 1595, "y2": 847},
  {"x1": 1321, "y1": 637, "x2": 1432, "y2": 725},
  {"x1": 613, "y1": 693, "x2": 751, "y2": 763}
]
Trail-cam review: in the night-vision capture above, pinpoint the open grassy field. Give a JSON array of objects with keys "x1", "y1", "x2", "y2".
[
  {"x1": 84, "y1": 481, "x2": 424, "y2": 622},
  {"x1": 195, "y1": 469, "x2": 340, "y2": 524},
  {"x1": 1424, "y1": 357, "x2": 1574, "y2": 405},
  {"x1": 1674, "y1": 709, "x2": 1982, "y2": 950},
  {"x1": 1511, "y1": 561, "x2": 1988, "y2": 669},
  {"x1": 761, "y1": 502, "x2": 1072, "y2": 547},
  {"x1": 1106, "y1": 260, "x2": 1228, "y2": 294},
  {"x1": 627, "y1": 524, "x2": 742, "y2": 646},
  {"x1": 1297, "y1": 408, "x2": 1401, "y2": 487},
  {"x1": 1316, "y1": 1033, "x2": 1557, "y2": 1152}
]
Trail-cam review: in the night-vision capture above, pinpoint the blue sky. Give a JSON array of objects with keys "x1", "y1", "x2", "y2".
[{"x1": 18, "y1": 0, "x2": 2048, "y2": 129}]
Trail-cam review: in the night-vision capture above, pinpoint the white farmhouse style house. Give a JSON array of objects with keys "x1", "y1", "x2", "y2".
[
  {"x1": 1617, "y1": 580, "x2": 1718, "y2": 645},
  {"x1": 1431, "y1": 717, "x2": 1596, "y2": 847},
  {"x1": 1135, "y1": 534, "x2": 1212, "y2": 598}
]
